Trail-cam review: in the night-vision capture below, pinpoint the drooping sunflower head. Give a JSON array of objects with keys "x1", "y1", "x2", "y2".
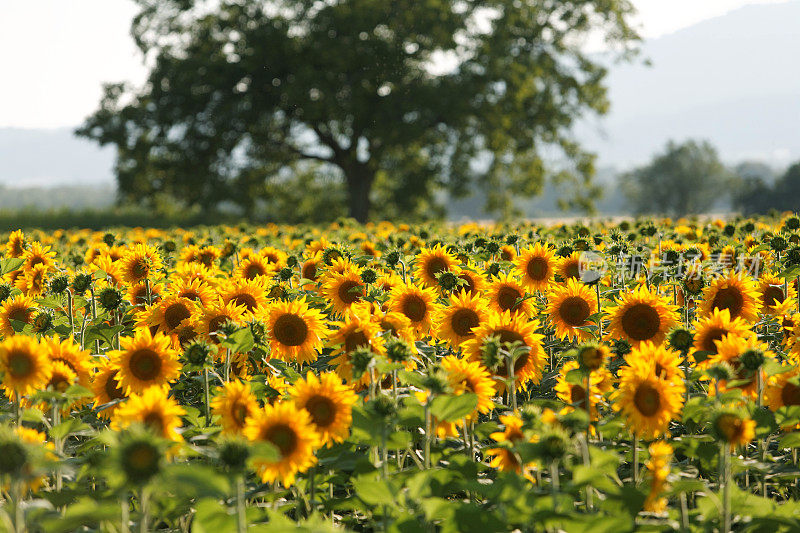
[
  {"x1": 547, "y1": 278, "x2": 598, "y2": 342},
  {"x1": 413, "y1": 244, "x2": 459, "y2": 288},
  {"x1": 263, "y1": 297, "x2": 329, "y2": 365},
  {"x1": 243, "y1": 401, "x2": 321, "y2": 486},
  {"x1": 606, "y1": 284, "x2": 679, "y2": 346},
  {"x1": 0, "y1": 335, "x2": 51, "y2": 399},
  {"x1": 514, "y1": 242, "x2": 556, "y2": 291},
  {"x1": 698, "y1": 271, "x2": 761, "y2": 323},
  {"x1": 290, "y1": 371, "x2": 358, "y2": 446},
  {"x1": 109, "y1": 328, "x2": 182, "y2": 395},
  {"x1": 434, "y1": 290, "x2": 490, "y2": 348}
]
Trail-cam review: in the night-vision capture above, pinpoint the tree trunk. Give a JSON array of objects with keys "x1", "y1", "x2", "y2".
[{"x1": 345, "y1": 163, "x2": 374, "y2": 223}]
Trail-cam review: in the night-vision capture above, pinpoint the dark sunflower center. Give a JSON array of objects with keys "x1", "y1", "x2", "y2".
[
  {"x1": 526, "y1": 257, "x2": 548, "y2": 281},
  {"x1": 302, "y1": 263, "x2": 317, "y2": 281},
  {"x1": 701, "y1": 328, "x2": 727, "y2": 353},
  {"x1": 711, "y1": 287, "x2": 744, "y2": 318},
  {"x1": 49, "y1": 373, "x2": 71, "y2": 393},
  {"x1": 451, "y1": 308, "x2": 480, "y2": 337},
  {"x1": 7, "y1": 350, "x2": 33, "y2": 378},
  {"x1": 129, "y1": 349, "x2": 162, "y2": 381},
  {"x1": 763, "y1": 285, "x2": 785, "y2": 307},
  {"x1": 265, "y1": 424, "x2": 298, "y2": 457},
  {"x1": 494, "y1": 329, "x2": 529, "y2": 375},
  {"x1": 633, "y1": 382, "x2": 661, "y2": 417},
  {"x1": 497, "y1": 286, "x2": 522, "y2": 312},
  {"x1": 564, "y1": 260, "x2": 580, "y2": 279},
  {"x1": 273, "y1": 313, "x2": 309, "y2": 346},
  {"x1": 231, "y1": 293, "x2": 258, "y2": 312},
  {"x1": 306, "y1": 394, "x2": 337, "y2": 427},
  {"x1": 233, "y1": 403, "x2": 249, "y2": 426},
  {"x1": 344, "y1": 330, "x2": 369, "y2": 353},
  {"x1": 180, "y1": 290, "x2": 201, "y2": 302},
  {"x1": 570, "y1": 384, "x2": 587, "y2": 409},
  {"x1": 209, "y1": 315, "x2": 231, "y2": 337},
  {"x1": 104, "y1": 370, "x2": 125, "y2": 400},
  {"x1": 132, "y1": 258, "x2": 149, "y2": 279},
  {"x1": 459, "y1": 274, "x2": 477, "y2": 294},
  {"x1": 143, "y1": 412, "x2": 165, "y2": 434},
  {"x1": 621, "y1": 303, "x2": 661, "y2": 341},
  {"x1": 8, "y1": 307, "x2": 31, "y2": 323},
  {"x1": 559, "y1": 296, "x2": 591, "y2": 326},
  {"x1": 716, "y1": 413, "x2": 743, "y2": 441},
  {"x1": 337, "y1": 280, "x2": 363, "y2": 305},
  {"x1": 402, "y1": 294, "x2": 427, "y2": 322},
  {"x1": 164, "y1": 302, "x2": 192, "y2": 330},
  {"x1": 782, "y1": 382, "x2": 800, "y2": 406},
  {"x1": 425, "y1": 257, "x2": 448, "y2": 280},
  {"x1": 245, "y1": 263, "x2": 266, "y2": 279}
]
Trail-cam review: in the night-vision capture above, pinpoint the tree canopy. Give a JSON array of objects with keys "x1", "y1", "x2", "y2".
[
  {"x1": 620, "y1": 140, "x2": 734, "y2": 217},
  {"x1": 733, "y1": 161, "x2": 800, "y2": 215},
  {"x1": 78, "y1": 0, "x2": 639, "y2": 222}
]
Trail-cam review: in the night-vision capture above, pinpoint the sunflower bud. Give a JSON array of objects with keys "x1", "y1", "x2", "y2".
[
  {"x1": 384, "y1": 251, "x2": 400, "y2": 267},
  {"x1": 480, "y1": 334, "x2": 503, "y2": 372},
  {"x1": 785, "y1": 216, "x2": 800, "y2": 231},
  {"x1": 184, "y1": 341, "x2": 213, "y2": 370},
  {"x1": 556, "y1": 245, "x2": 573, "y2": 258},
  {"x1": 360, "y1": 268, "x2": 378, "y2": 285},
  {"x1": 484, "y1": 241, "x2": 500, "y2": 255},
  {"x1": 667, "y1": 327, "x2": 694, "y2": 353},
  {"x1": 421, "y1": 367, "x2": 450, "y2": 396},
  {"x1": 612, "y1": 338, "x2": 632, "y2": 358},
  {"x1": 218, "y1": 439, "x2": 250, "y2": 471},
  {"x1": 436, "y1": 271, "x2": 460, "y2": 293},
  {"x1": 286, "y1": 255, "x2": 299, "y2": 268},
  {"x1": 119, "y1": 433, "x2": 163, "y2": 486},
  {"x1": 771, "y1": 235, "x2": 788, "y2": 252},
  {"x1": 71, "y1": 273, "x2": 93, "y2": 294},
  {"x1": 367, "y1": 395, "x2": 397, "y2": 419},
  {"x1": 31, "y1": 310, "x2": 53, "y2": 335},
  {"x1": 538, "y1": 428, "x2": 569, "y2": 462},
  {"x1": 49, "y1": 275, "x2": 69, "y2": 295},
  {"x1": 161, "y1": 241, "x2": 177, "y2": 254},
  {"x1": 277, "y1": 267, "x2": 294, "y2": 282},
  {"x1": 0, "y1": 431, "x2": 28, "y2": 477},
  {"x1": 786, "y1": 246, "x2": 800, "y2": 266},
  {"x1": 98, "y1": 287, "x2": 124, "y2": 312},
  {"x1": 385, "y1": 338, "x2": 413, "y2": 363},
  {"x1": 740, "y1": 349, "x2": 766, "y2": 371},
  {"x1": 486, "y1": 263, "x2": 501, "y2": 278},
  {"x1": 0, "y1": 283, "x2": 12, "y2": 304},
  {"x1": 707, "y1": 362, "x2": 735, "y2": 382},
  {"x1": 350, "y1": 347, "x2": 375, "y2": 380}
]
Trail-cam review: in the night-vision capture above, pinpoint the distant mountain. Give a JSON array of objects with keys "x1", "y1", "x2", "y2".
[{"x1": 580, "y1": 0, "x2": 800, "y2": 168}]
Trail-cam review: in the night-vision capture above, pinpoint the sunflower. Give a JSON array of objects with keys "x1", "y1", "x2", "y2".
[
  {"x1": 265, "y1": 374, "x2": 290, "y2": 405},
  {"x1": 0, "y1": 335, "x2": 51, "y2": 399},
  {"x1": 712, "y1": 410, "x2": 755, "y2": 450},
  {"x1": 499, "y1": 245, "x2": 517, "y2": 262},
  {"x1": 413, "y1": 244, "x2": 459, "y2": 288},
  {"x1": 219, "y1": 277, "x2": 268, "y2": 316},
  {"x1": 15, "y1": 263, "x2": 49, "y2": 297},
  {"x1": 93, "y1": 255, "x2": 125, "y2": 287},
  {"x1": 626, "y1": 341, "x2": 684, "y2": 383},
  {"x1": 147, "y1": 296, "x2": 197, "y2": 335},
  {"x1": 45, "y1": 336, "x2": 93, "y2": 389},
  {"x1": 258, "y1": 246, "x2": 288, "y2": 271},
  {"x1": 180, "y1": 245, "x2": 221, "y2": 269},
  {"x1": 514, "y1": 243, "x2": 556, "y2": 292},
  {"x1": 612, "y1": 357, "x2": 684, "y2": 440},
  {"x1": 300, "y1": 252, "x2": 323, "y2": 287},
  {"x1": 21, "y1": 241, "x2": 56, "y2": 273},
  {"x1": 174, "y1": 261, "x2": 217, "y2": 287},
  {"x1": 606, "y1": 284, "x2": 678, "y2": 346},
  {"x1": 434, "y1": 290, "x2": 490, "y2": 348},
  {"x1": 363, "y1": 302, "x2": 417, "y2": 348},
  {"x1": 328, "y1": 310, "x2": 386, "y2": 386},
  {"x1": 765, "y1": 365, "x2": 800, "y2": 420},
  {"x1": 486, "y1": 414, "x2": 534, "y2": 478},
  {"x1": 698, "y1": 271, "x2": 761, "y2": 323},
  {"x1": 453, "y1": 265, "x2": 487, "y2": 296},
  {"x1": 169, "y1": 277, "x2": 216, "y2": 307},
  {"x1": 126, "y1": 281, "x2": 163, "y2": 307},
  {"x1": 197, "y1": 299, "x2": 248, "y2": 342},
  {"x1": 211, "y1": 380, "x2": 259, "y2": 435},
  {"x1": 112, "y1": 387, "x2": 186, "y2": 442},
  {"x1": 388, "y1": 282, "x2": 441, "y2": 335},
  {"x1": 290, "y1": 371, "x2": 358, "y2": 446},
  {"x1": 243, "y1": 401, "x2": 321, "y2": 486},
  {"x1": 706, "y1": 332, "x2": 771, "y2": 400},
  {"x1": 119, "y1": 244, "x2": 164, "y2": 285},
  {"x1": 440, "y1": 355, "x2": 496, "y2": 419},
  {"x1": 322, "y1": 270, "x2": 365, "y2": 317},
  {"x1": 91, "y1": 360, "x2": 127, "y2": 418},
  {"x1": 486, "y1": 272, "x2": 533, "y2": 316},
  {"x1": 235, "y1": 254, "x2": 276, "y2": 280},
  {"x1": 758, "y1": 273, "x2": 797, "y2": 317},
  {"x1": 691, "y1": 308, "x2": 753, "y2": 363},
  {"x1": 554, "y1": 360, "x2": 608, "y2": 422},
  {"x1": 462, "y1": 310, "x2": 545, "y2": 390},
  {"x1": 6, "y1": 230, "x2": 27, "y2": 258},
  {"x1": 547, "y1": 278, "x2": 598, "y2": 342},
  {"x1": 108, "y1": 328, "x2": 182, "y2": 394},
  {"x1": 643, "y1": 441, "x2": 672, "y2": 513},
  {"x1": 262, "y1": 297, "x2": 329, "y2": 364},
  {"x1": 0, "y1": 293, "x2": 36, "y2": 337},
  {"x1": 556, "y1": 252, "x2": 583, "y2": 281}
]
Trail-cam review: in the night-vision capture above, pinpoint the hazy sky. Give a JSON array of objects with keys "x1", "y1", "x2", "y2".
[{"x1": 0, "y1": 0, "x2": 789, "y2": 128}]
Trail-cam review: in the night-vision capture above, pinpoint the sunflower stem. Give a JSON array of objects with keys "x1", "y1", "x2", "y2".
[
  {"x1": 423, "y1": 400, "x2": 432, "y2": 469},
  {"x1": 11, "y1": 479, "x2": 25, "y2": 533},
  {"x1": 632, "y1": 432, "x2": 639, "y2": 484},
  {"x1": 121, "y1": 492, "x2": 130, "y2": 533},
  {"x1": 595, "y1": 282, "x2": 603, "y2": 339},
  {"x1": 67, "y1": 288, "x2": 75, "y2": 339},
  {"x1": 52, "y1": 402, "x2": 63, "y2": 493},
  {"x1": 236, "y1": 474, "x2": 247, "y2": 533},
  {"x1": 224, "y1": 349, "x2": 231, "y2": 383},
  {"x1": 549, "y1": 460, "x2": 560, "y2": 513},
  {"x1": 721, "y1": 443, "x2": 731, "y2": 533},
  {"x1": 89, "y1": 284, "x2": 100, "y2": 354},
  {"x1": 506, "y1": 351, "x2": 517, "y2": 413},
  {"x1": 308, "y1": 466, "x2": 316, "y2": 515},
  {"x1": 139, "y1": 487, "x2": 149, "y2": 533},
  {"x1": 203, "y1": 369, "x2": 211, "y2": 427}
]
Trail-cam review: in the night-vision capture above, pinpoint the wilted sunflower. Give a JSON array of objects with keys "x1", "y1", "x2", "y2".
[
  {"x1": 328, "y1": 310, "x2": 386, "y2": 386},
  {"x1": 486, "y1": 271, "x2": 532, "y2": 316},
  {"x1": 91, "y1": 360, "x2": 127, "y2": 418},
  {"x1": 434, "y1": 290, "x2": 490, "y2": 348},
  {"x1": 220, "y1": 277, "x2": 269, "y2": 316},
  {"x1": 413, "y1": 244, "x2": 459, "y2": 288},
  {"x1": 112, "y1": 386, "x2": 186, "y2": 442},
  {"x1": 514, "y1": 243, "x2": 556, "y2": 292},
  {"x1": 0, "y1": 335, "x2": 51, "y2": 399},
  {"x1": 698, "y1": 271, "x2": 761, "y2": 323},
  {"x1": 243, "y1": 401, "x2": 321, "y2": 486},
  {"x1": 211, "y1": 380, "x2": 259, "y2": 435},
  {"x1": 263, "y1": 297, "x2": 329, "y2": 364},
  {"x1": 290, "y1": 371, "x2": 357, "y2": 446},
  {"x1": 440, "y1": 355, "x2": 496, "y2": 419},
  {"x1": 462, "y1": 310, "x2": 545, "y2": 390},
  {"x1": 322, "y1": 270, "x2": 365, "y2": 316},
  {"x1": 388, "y1": 282, "x2": 441, "y2": 335},
  {"x1": 691, "y1": 308, "x2": 752, "y2": 363},
  {"x1": 119, "y1": 244, "x2": 164, "y2": 285},
  {"x1": 613, "y1": 357, "x2": 684, "y2": 439},
  {"x1": 547, "y1": 278, "x2": 598, "y2": 342},
  {"x1": 606, "y1": 284, "x2": 679, "y2": 346},
  {"x1": 109, "y1": 328, "x2": 182, "y2": 394},
  {"x1": 0, "y1": 293, "x2": 36, "y2": 337}
]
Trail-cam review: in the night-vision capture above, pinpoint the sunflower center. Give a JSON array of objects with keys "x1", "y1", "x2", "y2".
[
  {"x1": 700, "y1": 328, "x2": 727, "y2": 353},
  {"x1": 132, "y1": 258, "x2": 149, "y2": 279},
  {"x1": 209, "y1": 315, "x2": 231, "y2": 337},
  {"x1": 337, "y1": 280, "x2": 363, "y2": 305},
  {"x1": 306, "y1": 395, "x2": 337, "y2": 427},
  {"x1": 231, "y1": 293, "x2": 258, "y2": 312},
  {"x1": 711, "y1": 287, "x2": 744, "y2": 318},
  {"x1": 564, "y1": 260, "x2": 580, "y2": 279},
  {"x1": 233, "y1": 403, "x2": 249, "y2": 426},
  {"x1": 526, "y1": 257, "x2": 548, "y2": 281},
  {"x1": 179, "y1": 290, "x2": 201, "y2": 302},
  {"x1": 782, "y1": 382, "x2": 800, "y2": 406},
  {"x1": 633, "y1": 382, "x2": 661, "y2": 417},
  {"x1": 458, "y1": 274, "x2": 476, "y2": 294},
  {"x1": 143, "y1": 412, "x2": 164, "y2": 434},
  {"x1": 245, "y1": 263, "x2": 266, "y2": 279},
  {"x1": 570, "y1": 384, "x2": 587, "y2": 409},
  {"x1": 129, "y1": 349, "x2": 162, "y2": 381},
  {"x1": 344, "y1": 330, "x2": 369, "y2": 353},
  {"x1": 49, "y1": 373, "x2": 72, "y2": 393},
  {"x1": 621, "y1": 303, "x2": 661, "y2": 341},
  {"x1": 265, "y1": 424, "x2": 298, "y2": 457},
  {"x1": 559, "y1": 296, "x2": 591, "y2": 326},
  {"x1": 164, "y1": 303, "x2": 192, "y2": 330},
  {"x1": 763, "y1": 285, "x2": 785, "y2": 307},
  {"x1": 302, "y1": 263, "x2": 318, "y2": 281},
  {"x1": 497, "y1": 286, "x2": 522, "y2": 312},
  {"x1": 273, "y1": 313, "x2": 309, "y2": 347},
  {"x1": 105, "y1": 370, "x2": 125, "y2": 400},
  {"x1": 7, "y1": 350, "x2": 33, "y2": 378},
  {"x1": 715, "y1": 413, "x2": 743, "y2": 441},
  {"x1": 8, "y1": 307, "x2": 31, "y2": 323},
  {"x1": 494, "y1": 329, "x2": 529, "y2": 375},
  {"x1": 451, "y1": 308, "x2": 480, "y2": 337},
  {"x1": 425, "y1": 257, "x2": 449, "y2": 281},
  {"x1": 402, "y1": 294, "x2": 427, "y2": 322}
]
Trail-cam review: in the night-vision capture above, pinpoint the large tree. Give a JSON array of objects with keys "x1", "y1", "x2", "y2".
[
  {"x1": 620, "y1": 140, "x2": 734, "y2": 217},
  {"x1": 78, "y1": 0, "x2": 639, "y2": 222}
]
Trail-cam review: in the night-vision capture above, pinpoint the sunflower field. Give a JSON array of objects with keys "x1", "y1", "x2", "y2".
[{"x1": 2, "y1": 216, "x2": 800, "y2": 532}]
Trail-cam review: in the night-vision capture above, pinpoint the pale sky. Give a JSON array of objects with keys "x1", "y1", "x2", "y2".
[{"x1": 0, "y1": 0, "x2": 790, "y2": 128}]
